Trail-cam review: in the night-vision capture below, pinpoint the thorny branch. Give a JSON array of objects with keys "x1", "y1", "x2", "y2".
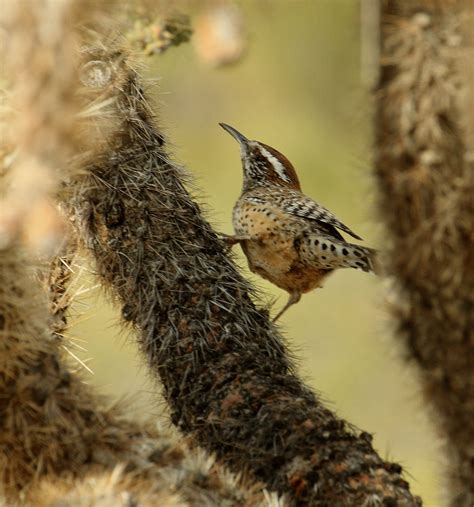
[
  {"x1": 0, "y1": 1, "x2": 282, "y2": 505},
  {"x1": 5, "y1": 1, "x2": 473, "y2": 505},
  {"x1": 69, "y1": 47, "x2": 421, "y2": 506},
  {"x1": 0, "y1": 245, "x2": 277, "y2": 507},
  {"x1": 375, "y1": 2, "x2": 474, "y2": 506}
]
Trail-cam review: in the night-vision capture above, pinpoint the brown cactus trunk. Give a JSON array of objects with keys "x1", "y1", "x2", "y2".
[
  {"x1": 375, "y1": 2, "x2": 474, "y2": 505},
  {"x1": 70, "y1": 47, "x2": 421, "y2": 506}
]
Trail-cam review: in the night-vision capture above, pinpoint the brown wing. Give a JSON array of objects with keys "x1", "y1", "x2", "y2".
[{"x1": 281, "y1": 191, "x2": 363, "y2": 241}]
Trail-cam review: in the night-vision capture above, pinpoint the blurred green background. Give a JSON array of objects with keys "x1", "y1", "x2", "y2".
[{"x1": 72, "y1": 1, "x2": 442, "y2": 505}]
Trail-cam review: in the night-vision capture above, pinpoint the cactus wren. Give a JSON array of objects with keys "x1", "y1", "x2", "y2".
[{"x1": 220, "y1": 123, "x2": 377, "y2": 321}]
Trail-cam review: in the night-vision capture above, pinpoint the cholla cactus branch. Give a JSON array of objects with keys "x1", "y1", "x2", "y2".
[
  {"x1": 0, "y1": 0, "x2": 88, "y2": 251},
  {"x1": 126, "y1": 14, "x2": 192, "y2": 56},
  {"x1": 70, "y1": 48, "x2": 421, "y2": 506},
  {"x1": 45, "y1": 234, "x2": 80, "y2": 342},
  {"x1": 0, "y1": 242, "x2": 280, "y2": 506},
  {"x1": 0, "y1": 2, "x2": 283, "y2": 503},
  {"x1": 375, "y1": 2, "x2": 474, "y2": 505}
]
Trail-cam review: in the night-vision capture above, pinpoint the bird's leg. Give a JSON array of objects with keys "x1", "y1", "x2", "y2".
[
  {"x1": 219, "y1": 233, "x2": 251, "y2": 248},
  {"x1": 273, "y1": 292, "x2": 301, "y2": 322}
]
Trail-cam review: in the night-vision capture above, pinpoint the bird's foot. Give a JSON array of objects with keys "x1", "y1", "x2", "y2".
[
  {"x1": 272, "y1": 292, "x2": 301, "y2": 322},
  {"x1": 218, "y1": 233, "x2": 250, "y2": 250}
]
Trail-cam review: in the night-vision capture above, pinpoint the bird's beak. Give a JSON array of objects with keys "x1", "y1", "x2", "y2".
[{"x1": 219, "y1": 123, "x2": 249, "y2": 147}]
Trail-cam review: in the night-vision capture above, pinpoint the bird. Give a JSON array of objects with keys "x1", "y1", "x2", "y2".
[{"x1": 219, "y1": 122, "x2": 377, "y2": 321}]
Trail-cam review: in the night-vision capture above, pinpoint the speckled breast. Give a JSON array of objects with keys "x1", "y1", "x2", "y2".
[{"x1": 233, "y1": 199, "x2": 331, "y2": 293}]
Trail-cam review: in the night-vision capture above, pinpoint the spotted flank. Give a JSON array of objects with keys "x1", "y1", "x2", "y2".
[{"x1": 298, "y1": 233, "x2": 376, "y2": 272}]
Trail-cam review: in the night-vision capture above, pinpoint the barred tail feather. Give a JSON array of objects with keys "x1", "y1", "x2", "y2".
[
  {"x1": 357, "y1": 246, "x2": 379, "y2": 274},
  {"x1": 300, "y1": 234, "x2": 379, "y2": 274},
  {"x1": 337, "y1": 243, "x2": 378, "y2": 273}
]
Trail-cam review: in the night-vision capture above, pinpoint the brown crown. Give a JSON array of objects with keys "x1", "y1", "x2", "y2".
[{"x1": 258, "y1": 142, "x2": 301, "y2": 190}]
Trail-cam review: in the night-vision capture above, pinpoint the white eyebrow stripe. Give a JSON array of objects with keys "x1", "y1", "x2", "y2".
[
  {"x1": 246, "y1": 196, "x2": 266, "y2": 204},
  {"x1": 258, "y1": 145, "x2": 291, "y2": 183}
]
